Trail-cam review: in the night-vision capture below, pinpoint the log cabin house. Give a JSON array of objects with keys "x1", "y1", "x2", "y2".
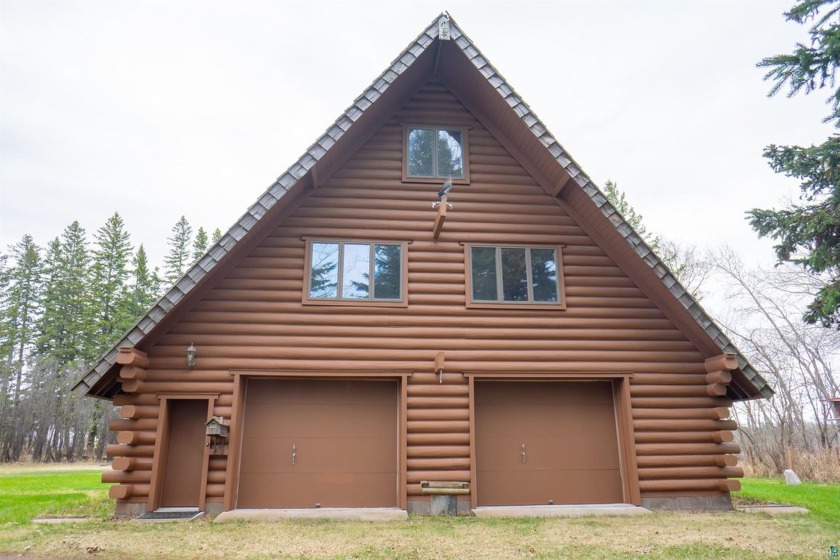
[{"x1": 75, "y1": 14, "x2": 773, "y2": 516}]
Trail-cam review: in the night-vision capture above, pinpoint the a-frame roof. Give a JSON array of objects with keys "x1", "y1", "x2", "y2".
[{"x1": 74, "y1": 13, "x2": 773, "y2": 401}]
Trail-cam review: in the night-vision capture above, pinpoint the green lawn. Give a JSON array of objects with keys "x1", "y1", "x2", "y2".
[
  {"x1": 736, "y1": 477, "x2": 840, "y2": 525},
  {"x1": 0, "y1": 468, "x2": 112, "y2": 524},
  {"x1": 0, "y1": 467, "x2": 837, "y2": 559}
]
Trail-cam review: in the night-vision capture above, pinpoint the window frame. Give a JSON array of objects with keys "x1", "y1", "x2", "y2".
[
  {"x1": 465, "y1": 244, "x2": 566, "y2": 310},
  {"x1": 302, "y1": 239, "x2": 409, "y2": 307},
  {"x1": 402, "y1": 124, "x2": 470, "y2": 184}
]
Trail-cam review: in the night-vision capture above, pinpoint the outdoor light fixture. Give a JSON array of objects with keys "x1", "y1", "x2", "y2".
[{"x1": 186, "y1": 343, "x2": 197, "y2": 368}]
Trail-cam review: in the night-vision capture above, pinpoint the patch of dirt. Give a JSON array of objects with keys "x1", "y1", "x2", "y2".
[{"x1": 731, "y1": 495, "x2": 785, "y2": 507}]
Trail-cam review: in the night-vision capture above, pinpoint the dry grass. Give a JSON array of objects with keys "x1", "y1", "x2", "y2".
[
  {"x1": 1, "y1": 511, "x2": 836, "y2": 559},
  {"x1": 742, "y1": 448, "x2": 840, "y2": 483},
  {"x1": 0, "y1": 462, "x2": 107, "y2": 474}
]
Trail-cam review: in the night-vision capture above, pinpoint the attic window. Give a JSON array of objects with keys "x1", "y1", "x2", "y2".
[
  {"x1": 404, "y1": 126, "x2": 468, "y2": 182},
  {"x1": 304, "y1": 240, "x2": 406, "y2": 305},
  {"x1": 466, "y1": 245, "x2": 565, "y2": 308}
]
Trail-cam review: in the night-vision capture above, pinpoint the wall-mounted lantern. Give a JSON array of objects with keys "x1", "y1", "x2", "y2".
[{"x1": 186, "y1": 343, "x2": 197, "y2": 368}]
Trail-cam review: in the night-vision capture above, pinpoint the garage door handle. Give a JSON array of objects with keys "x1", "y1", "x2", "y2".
[
  {"x1": 521, "y1": 443, "x2": 526, "y2": 463},
  {"x1": 291, "y1": 444, "x2": 296, "y2": 465}
]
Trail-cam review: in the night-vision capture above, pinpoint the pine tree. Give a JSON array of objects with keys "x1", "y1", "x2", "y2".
[
  {"x1": 0, "y1": 252, "x2": 12, "y2": 407},
  {"x1": 37, "y1": 222, "x2": 94, "y2": 365},
  {"x1": 193, "y1": 226, "x2": 209, "y2": 262},
  {"x1": 121, "y1": 244, "x2": 161, "y2": 321},
  {"x1": 749, "y1": 0, "x2": 840, "y2": 326},
  {"x1": 89, "y1": 213, "x2": 133, "y2": 354},
  {"x1": 212, "y1": 228, "x2": 222, "y2": 244},
  {"x1": 164, "y1": 216, "x2": 193, "y2": 284},
  {"x1": 2, "y1": 236, "x2": 43, "y2": 403}
]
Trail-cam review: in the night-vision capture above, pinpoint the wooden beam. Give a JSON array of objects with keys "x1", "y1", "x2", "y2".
[
  {"x1": 706, "y1": 370, "x2": 732, "y2": 385},
  {"x1": 432, "y1": 198, "x2": 447, "y2": 240},
  {"x1": 434, "y1": 351, "x2": 445, "y2": 373},
  {"x1": 118, "y1": 366, "x2": 147, "y2": 381},
  {"x1": 550, "y1": 173, "x2": 574, "y2": 197},
  {"x1": 116, "y1": 347, "x2": 149, "y2": 368},
  {"x1": 705, "y1": 353, "x2": 738, "y2": 373}
]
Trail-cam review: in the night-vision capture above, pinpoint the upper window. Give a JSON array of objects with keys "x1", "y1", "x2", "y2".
[
  {"x1": 307, "y1": 241, "x2": 404, "y2": 302},
  {"x1": 468, "y1": 245, "x2": 563, "y2": 306},
  {"x1": 405, "y1": 126, "x2": 467, "y2": 180}
]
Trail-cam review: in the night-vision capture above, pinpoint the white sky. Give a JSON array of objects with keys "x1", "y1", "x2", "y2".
[{"x1": 1, "y1": 0, "x2": 835, "y2": 271}]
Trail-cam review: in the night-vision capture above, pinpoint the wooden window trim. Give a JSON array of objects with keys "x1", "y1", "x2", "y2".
[
  {"x1": 401, "y1": 124, "x2": 470, "y2": 184},
  {"x1": 302, "y1": 239, "x2": 409, "y2": 308},
  {"x1": 464, "y1": 244, "x2": 567, "y2": 310}
]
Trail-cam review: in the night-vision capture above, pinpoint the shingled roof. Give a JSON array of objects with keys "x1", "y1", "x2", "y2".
[{"x1": 74, "y1": 13, "x2": 773, "y2": 400}]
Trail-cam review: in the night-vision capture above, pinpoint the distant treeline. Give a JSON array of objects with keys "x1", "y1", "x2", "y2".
[{"x1": 0, "y1": 213, "x2": 219, "y2": 462}]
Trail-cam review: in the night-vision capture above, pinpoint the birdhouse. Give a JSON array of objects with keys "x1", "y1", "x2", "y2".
[{"x1": 205, "y1": 416, "x2": 229, "y2": 438}]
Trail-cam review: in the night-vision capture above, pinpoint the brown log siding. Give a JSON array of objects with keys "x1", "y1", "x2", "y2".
[{"x1": 107, "y1": 80, "x2": 737, "y2": 506}]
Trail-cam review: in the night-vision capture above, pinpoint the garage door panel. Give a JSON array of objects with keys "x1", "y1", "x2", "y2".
[
  {"x1": 476, "y1": 436, "x2": 620, "y2": 470},
  {"x1": 240, "y1": 436, "x2": 397, "y2": 473},
  {"x1": 237, "y1": 379, "x2": 398, "y2": 508},
  {"x1": 476, "y1": 403, "x2": 615, "y2": 437},
  {"x1": 477, "y1": 469, "x2": 624, "y2": 506},
  {"x1": 476, "y1": 381, "x2": 624, "y2": 506},
  {"x1": 476, "y1": 381, "x2": 613, "y2": 405},
  {"x1": 243, "y1": 402, "x2": 395, "y2": 438},
  {"x1": 238, "y1": 472, "x2": 397, "y2": 509},
  {"x1": 246, "y1": 379, "x2": 397, "y2": 405}
]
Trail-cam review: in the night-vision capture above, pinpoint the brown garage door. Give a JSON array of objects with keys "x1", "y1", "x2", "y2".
[
  {"x1": 237, "y1": 379, "x2": 398, "y2": 509},
  {"x1": 476, "y1": 381, "x2": 623, "y2": 506}
]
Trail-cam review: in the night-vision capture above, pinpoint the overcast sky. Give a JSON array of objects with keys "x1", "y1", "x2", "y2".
[{"x1": 1, "y1": 0, "x2": 835, "y2": 271}]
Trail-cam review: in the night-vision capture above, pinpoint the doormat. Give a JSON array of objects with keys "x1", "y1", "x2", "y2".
[{"x1": 136, "y1": 511, "x2": 204, "y2": 521}]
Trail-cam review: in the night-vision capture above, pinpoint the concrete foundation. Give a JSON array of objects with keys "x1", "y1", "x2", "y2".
[
  {"x1": 114, "y1": 501, "x2": 225, "y2": 518},
  {"x1": 430, "y1": 495, "x2": 458, "y2": 516},
  {"x1": 641, "y1": 495, "x2": 733, "y2": 511},
  {"x1": 214, "y1": 508, "x2": 408, "y2": 522},
  {"x1": 472, "y1": 504, "x2": 650, "y2": 518},
  {"x1": 114, "y1": 502, "x2": 148, "y2": 517},
  {"x1": 408, "y1": 498, "x2": 472, "y2": 516}
]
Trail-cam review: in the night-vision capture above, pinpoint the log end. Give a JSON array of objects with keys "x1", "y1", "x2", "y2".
[
  {"x1": 707, "y1": 384, "x2": 728, "y2": 397},
  {"x1": 121, "y1": 380, "x2": 142, "y2": 393},
  {"x1": 719, "y1": 479, "x2": 741, "y2": 492},
  {"x1": 119, "y1": 405, "x2": 138, "y2": 419},
  {"x1": 111, "y1": 457, "x2": 135, "y2": 472},
  {"x1": 715, "y1": 455, "x2": 738, "y2": 467},
  {"x1": 116, "y1": 431, "x2": 138, "y2": 445},
  {"x1": 712, "y1": 431, "x2": 735, "y2": 443},
  {"x1": 108, "y1": 484, "x2": 133, "y2": 500}
]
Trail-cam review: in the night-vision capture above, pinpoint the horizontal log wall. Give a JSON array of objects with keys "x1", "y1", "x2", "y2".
[{"x1": 107, "y1": 80, "x2": 737, "y2": 507}]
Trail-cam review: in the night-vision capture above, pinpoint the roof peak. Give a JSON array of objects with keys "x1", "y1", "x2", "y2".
[{"x1": 74, "y1": 14, "x2": 772, "y2": 401}]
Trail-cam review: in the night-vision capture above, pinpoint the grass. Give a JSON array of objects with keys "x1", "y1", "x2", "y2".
[
  {"x1": 0, "y1": 466, "x2": 837, "y2": 559},
  {"x1": 0, "y1": 467, "x2": 113, "y2": 524},
  {"x1": 736, "y1": 477, "x2": 840, "y2": 525}
]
